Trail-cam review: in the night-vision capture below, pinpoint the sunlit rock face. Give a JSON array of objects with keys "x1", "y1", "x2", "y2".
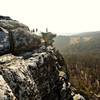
[{"x1": 0, "y1": 50, "x2": 59, "y2": 100}]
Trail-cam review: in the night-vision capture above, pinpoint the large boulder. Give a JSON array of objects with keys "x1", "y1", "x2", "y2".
[
  {"x1": 10, "y1": 28, "x2": 41, "y2": 52},
  {"x1": 0, "y1": 16, "x2": 41, "y2": 55}
]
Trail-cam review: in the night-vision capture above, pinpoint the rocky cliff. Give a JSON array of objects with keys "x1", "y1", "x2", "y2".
[
  {"x1": 0, "y1": 49, "x2": 60, "y2": 100},
  {"x1": 0, "y1": 16, "x2": 86, "y2": 100}
]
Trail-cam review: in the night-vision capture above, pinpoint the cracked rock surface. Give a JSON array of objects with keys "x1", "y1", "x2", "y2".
[
  {"x1": 0, "y1": 50, "x2": 60, "y2": 100},
  {"x1": 0, "y1": 16, "x2": 86, "y2": 100}
]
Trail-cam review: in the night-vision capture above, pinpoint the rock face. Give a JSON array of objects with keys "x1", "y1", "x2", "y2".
[
  {"x1": 0, "y1": 49, "x2": 63, "y2": 100},
  {"x1": 0, "y1": 27, "x2": 10, "y2": 54},
  {"x1": 0, "y1": 16, "x2": 41, "y2": 55},
  {"x1": 0, "y1": 16, "x2": 86, "y2": 100}
]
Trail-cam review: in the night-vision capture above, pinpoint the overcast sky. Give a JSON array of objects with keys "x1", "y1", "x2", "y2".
[{"x1": 0, "y1": 0, "x2": 100, "y2": 35}]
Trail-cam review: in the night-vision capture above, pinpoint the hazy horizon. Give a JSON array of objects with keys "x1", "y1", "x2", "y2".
[
  {"x1": 0, "y1": 0, "x2": 100, "y2": 35},
  {"x1": 57, "y1": 30, "x2": 100, "y2": 36}
]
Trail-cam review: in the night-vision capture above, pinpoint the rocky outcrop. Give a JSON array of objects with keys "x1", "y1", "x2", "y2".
[
  {"x1": 0, "y1": 16, "x2": 86, "y2": 100},
  {"x1": 0, "y1": 16, "x2": 41, "y2": 55},
  {"x1": 0, "y1": 47, "x2": 67, "y2": 100}
]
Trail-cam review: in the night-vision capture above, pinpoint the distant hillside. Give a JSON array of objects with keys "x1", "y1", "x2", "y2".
[
  {"x1": 54, "y1": 31, "x2": 100, "y2": 54},
  {"x1": 54, "y1": 31, "x2": 100, "y2": 100},
  {"x1": 54, "y1": 32, "x2": 100, "y2": 99}
]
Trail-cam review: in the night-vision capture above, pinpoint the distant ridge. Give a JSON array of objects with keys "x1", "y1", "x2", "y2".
[{"x1": 54, "y1": 31, "x2": 100, "y2": 53}]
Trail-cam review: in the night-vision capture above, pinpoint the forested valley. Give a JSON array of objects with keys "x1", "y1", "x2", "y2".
[{"x1": 54, "y1": 32, "x2": 100, "y2": 99}]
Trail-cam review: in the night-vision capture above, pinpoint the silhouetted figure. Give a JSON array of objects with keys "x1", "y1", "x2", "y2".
[
  {"x1": 32, "y1": 29, "x2": 35, "y2": 32},
  {"x1": 36, "y1": 28, "x2": 38, "y2": 32},
  {"x1": 46, "y1": 28, "x2": 48, "y2": 33}
]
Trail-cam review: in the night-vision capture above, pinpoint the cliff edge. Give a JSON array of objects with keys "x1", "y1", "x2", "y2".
[{"x1": 0, "y1": 16, "x2": 86, "y2": 100}]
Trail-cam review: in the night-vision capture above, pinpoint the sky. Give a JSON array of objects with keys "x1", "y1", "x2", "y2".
[{"x1": 0, "y1": 0, "x2": 100, "y2": 35}]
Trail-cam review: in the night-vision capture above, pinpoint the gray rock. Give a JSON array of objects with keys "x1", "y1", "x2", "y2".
[
  {"x1": 0, "y1": 16, "x2": 41, "y2": 55},
  {"x1": 0, "y1": 50, "x2": 59, "y2": 100},
  {"x1": 0, "y1": 27, "x2": 10, "y2": 54},
  {"x1": 11, "y1": 28, "x2": 41, "y2": 52}
]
